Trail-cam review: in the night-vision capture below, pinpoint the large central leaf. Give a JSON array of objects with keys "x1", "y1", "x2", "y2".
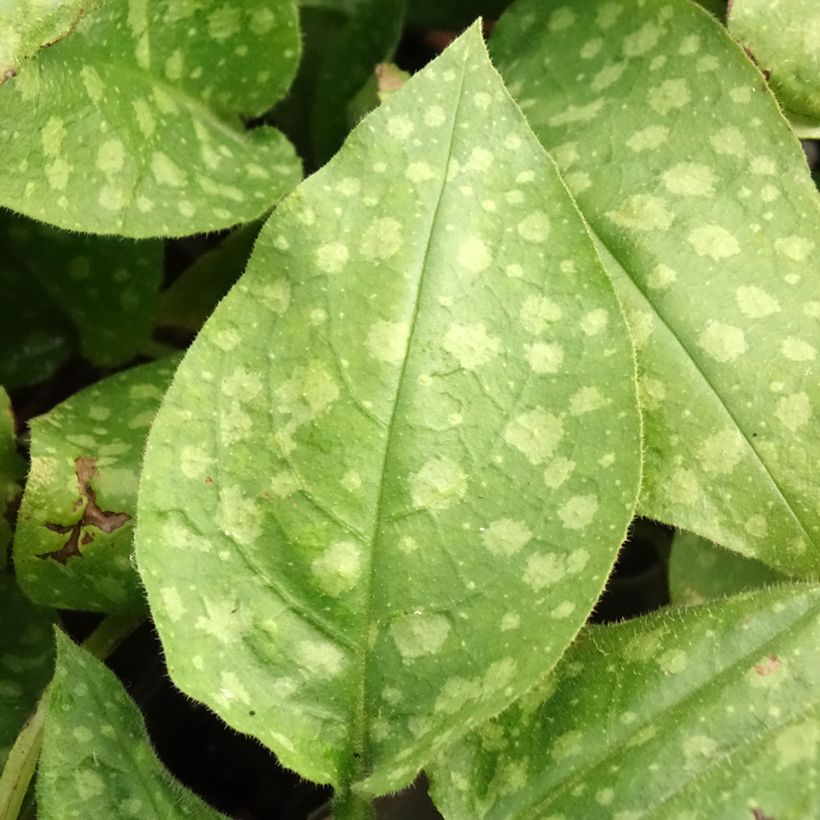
[
  {"x1": 136, "y1": 26, "x2": 641, "y2": 799},
  {"x1": 491, "y1": 0, "x2": 820, "y2": 577}
]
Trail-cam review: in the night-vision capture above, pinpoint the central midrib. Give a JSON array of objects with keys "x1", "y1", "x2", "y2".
[{"x1": 342, "y1": 49, "x2": 471, "y2": 793}]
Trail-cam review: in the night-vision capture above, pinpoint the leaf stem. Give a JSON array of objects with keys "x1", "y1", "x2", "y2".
[
  {"x1": 332, "y1": 789, "x2": 376, "y2": 820},
  {"x1": 0, "y1": 612, "x2": 144, "y2": 820}
]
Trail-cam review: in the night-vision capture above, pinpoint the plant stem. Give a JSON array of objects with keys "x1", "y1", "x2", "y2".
[
  {"x1": 332, "y1": 789, "x2": 376, "y2": 820},
  {"x1": 0, "y1": 612, "x2": 144, "y2": 820}
]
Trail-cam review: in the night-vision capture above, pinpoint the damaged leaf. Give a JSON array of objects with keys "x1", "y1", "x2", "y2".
[
  {"x1": 14, "y1": 356, "x2": 180, "y2": 612},
  {"x1": 429, "y1": 584, "x2": 820, "y2": 819},
  {"x1": 730, "y1": 0, "x2": 820, "y2": 120},
  {"x1": 38, "y1": 633, "x2": 226, "y2": 820},
  {"x1": 0, "y1": 0, "x2": 302, "y2": 237},
  {"x1": 136, "y1": 25, "x2": 641, "y2": 803},
  {"x1": 492, "y1": 0, "x2": 820, "y2": 577}
]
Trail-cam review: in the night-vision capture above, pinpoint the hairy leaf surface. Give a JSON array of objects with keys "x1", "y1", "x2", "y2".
[
  {"x1": 0, "y1": 0, "x2": 301, "y2": 237},
  {"x1": 492, "y1": 0, "x2": 820, "y2": 576},
  {"x1": 0, "y1": 575, "x2": 54, "y2": 769},
  {"x1": 0, "y1": 213, "x2": 163, "y2": 369},
  {"x1": 136, "y1": 26, "x2": 641, "y2": 797},
  {"x1": 15, "y1": 357, "x2": 180, "y2": 612},
  {"x1": 730, "y1": 0, "x2": 820, "y2": 120},
  {"x1": 669, "y1": 529, "x2": 784, "y2": 605},
  {"x1": 430, "y1": 584, "x2": 820, "y2": 819},
  {"x1": 38, "y1": 633, "x2": 226, "y2": 819}
]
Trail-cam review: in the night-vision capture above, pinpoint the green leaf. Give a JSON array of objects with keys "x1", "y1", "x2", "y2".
[
  {"x1": 136, "y1": 25, "x2": 641, "y2": 801},
  {"x1": 156, "y1": 223, "x2": 262, "y2": 335},
  {"x1": 0, "y1": 575, "x2": 55, "y2": 769},
  {"x1": 669, "y1": 529, "x2": 784, "y2": 605},
  {"x1": 491, "y1": 0, "x2": 820, "y2": 577},
  {"x1": 37, "y1": 632, "x2": 226, "y2": 819},
  {"x1": 429, "y1": 584, "x2": 820, "y2": 819},
  {"x1": 14, "y1": 356, "x2": 180, "y2": 613},
  {"x1": 0, "y1": 0, "x2": 302, "y2": 238},
  {"x1": 0, "y1": 0, "x2": 100, "y2": 81},
  {"x1": 730, "y1": 0, "x2": 820, "y2": 120},
  {"x1": 0, "y1": 213, "x2": 163, "y2": 369},
  {"x1": 0, "y1": 390, "x2": 24, "y2": 568}
]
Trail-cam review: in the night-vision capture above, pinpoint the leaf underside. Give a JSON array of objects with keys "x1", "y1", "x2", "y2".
[
  {"x1": 430, "y1": 584, "x2": 820, "y2": 819},
  {"x1": 491, "y1": 0, "x2": 820, "y2": 577},
  {"x1": 14, "y1": 356, "x2": 180, "y2": 613},
  {"x1": 0, "y1": 0, "x2": 302, "y2": 237},
  {"x1": 136, "y1": 25, "x2": 641, "y2": 797}
]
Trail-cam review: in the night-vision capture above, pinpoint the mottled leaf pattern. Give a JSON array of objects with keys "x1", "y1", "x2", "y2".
[
  {"x1": 38, "y1": 633, "x2": 226, "y2": 819},
  {"x1": 0, "y1": 575, "x2": 55, "y2": 768},
  {"x1": 15, "y1": 357, "x2": 180, "y2": 612},
  {"x1": 669, "y1": 529, "x2": 784, "y2": 605},
  {"x1": 492, "y1": 0, "x2": 820, "y2": 576},
  {"x1": 0, "y1": 213, "x2": 163, "y2": 368},
  {"x1": 430, "y1": 585, "x2": 820, "y2": 819},
  {"x1": 0, "y1": 389, "x2": 23, "y2": 567},
  {"x1": 730, "y1": 0, "x2": 820, "y2": 120},
  {"x1": 136, "y1": 26, "x2": 641, "y2": 799},
  {"x1": 0, "y1": 0, "x2": 301, "y2": 237},
  {"x1": 0, "y1": 0, "x2": 100, "y2": 80}
]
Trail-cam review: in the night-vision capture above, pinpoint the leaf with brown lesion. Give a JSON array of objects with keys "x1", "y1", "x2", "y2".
[{"x1": 38, "y1": 456, "x2": 130, "y2": 565}]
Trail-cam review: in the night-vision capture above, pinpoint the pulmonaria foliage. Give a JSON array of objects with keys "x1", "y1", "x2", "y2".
[
  {"x1": 15, "y1": 356, "x2": 180, "y2": 613},
  {"x1": 491, "y1": 0, "x2": 820, "y2": 577},
  {"x1": 429, "y1": 585, "x2": 820, "y2": 820},
  {"x1": 136, "y1": 24, "x2": 641, "y2": 801},
  {"x1": 38, "y1": 633, "x2": 226, "y2": 820},
  {"x1": 0, "y1": 388, "x2": 24, "y2": 564},
  {"x1": 0, "y1": 0, "x2": 302, "y2": 237}
]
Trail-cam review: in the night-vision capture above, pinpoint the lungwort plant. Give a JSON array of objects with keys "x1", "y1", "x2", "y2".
[{"x1": 1, "y1": 1, "x2": 818, "y2": 818}]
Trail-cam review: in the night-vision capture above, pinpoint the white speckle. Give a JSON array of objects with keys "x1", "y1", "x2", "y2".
[
  {"x1": 219, "y1": 486, "x2": 262, "y2": 546},
  {"x1": 551, "y1": 601, "x2": 576, "y2": 619},
  {"x1": 663, "y1": 162, "x2": 716, "y2": 196},
  {"x1": 569, "y1": 386, "x2": 606, "y2": 415},
  {"x1": 424, "y1": 106, "x2": 446, "y2": 127},
  {"x1": 505, "y1": 408, "x2": 564, "y2": 465},
  {"x1": 711, "y1": 126, "x2": 745, "y2": 156},
  {"x1": 457, "y1": 235, "x2": 492, "y2": 273},
  {"x1": 481, "y1": 519, "x2": 532, "y2": 556},
  {"x1": 390, "y1": 613, "x2": 450, "y2": 660},
  {"x1": 214, "y1": 328, "x2": 241, "y2": 352},
  {"x1": 410, "y1": 457, "x2": 467, "y2": 510},
  {"x1": 520, "y1": 295, "x2": 562, "y2": 334},
  {"x1": 517, "y1": 211, "x2": 551, "y2": 243},
  {"x1": 659, "y1": 648, "x2": 688, "y2": 675},
  {"x1": 647, "y1": 263, "x2": 677, "y2": 290},
  {"x1": 558, "y1": 495, "x2": 598, "y2": 530},
  {"x1": 698, "y1": 430, "x2": 744, "y2": 474},
  {"x1": 261, "y1": 279, "x2": 291, "y2": 314},
  {"x1": 736, "y1": 285, "x2": 780, "y2": 318},
  {"x1": 608, "y1": 194, "x2": 672, "y2": 231},
  {"x1": 399, "y1": 536, "x2": 418, "y2": 554},
  {"x1": 781, "y1": 337, "x2": 816, "y2": 361},
  {"x1": 361, "y1": 217, "x2": 403, "y2": 260},
  {"x1": 523, "y1": 553, "x2": 564, "y2": 591},
  {"x1": 647, "y1": 78, "x2": 690, "y2": 114},
  {"x1": 341, "y1": 471, "x2": 362, "y2": 492},
  {"x1": 467, "y1": 147, "x2": 494, "y2": 172},
  {"x1": 627, "y1": 125, "x2": 668, "y2": 152},
  {"x1": 580, "y1": 309, "x2": 609, "y2": 336},
  {"x1": 74, "y1": 770, "x2": 104, "y2": 800},
  {"x1": 543, "y1": 457, "x2": 575, "y2": 489},
  {"x1": 443, "y1": 323, "x2": 500, "y2": 369},
  {"x1": 312, "y1": 541, "x2": 363, "y2": 597},
  {"x1": 668, "y1": 468, "x2": 700, "y2": 506},
  {"x1": 745, "y1": 515, "x2": 768, "y2": 538},
  {"x1": 688, "y1": 224, "x2": 740, "y2": 259},
  {"x1": 297, "y1": 639, "x2": 346, "y2": 678},
  {"x1": 524, "y1": 342, "x2": 564, "y2": 374},
  {"x1": 698, "y1": 321, "x2": 747, "y2": 362},
  {"x1": 96, "y1": 139, "x2": 125, "y2": 175},
  {"x1": 500, "y1": 613, "x2": 520, "y2": 631},
  {"x1": 180, "y1": 445, "x2": 212, "y2": 479},
  {"x1": 406, "y1": 161, "x2": 435, "y2": 183},
  {"x1": 776, "y1": 392, "x2": 810, "y2": 432},
  {"x1": 160, "y1": 587, "x2": 186, "y2": 622},
  {"x1": 387, "y1": 115, "x2": 414, "y2": 140},
  {"x1": 473, "y1": 91, "x2": 491, "y2": 109},
  {"x1": 775, "y1": 235, "x2": 814, "y2": 262},
  {"x1": 366, "y1": 320, "x2": 408, "y2": 365},
  {"x1": 315, "y1": 241, "x2": 349, "y2": 274}
]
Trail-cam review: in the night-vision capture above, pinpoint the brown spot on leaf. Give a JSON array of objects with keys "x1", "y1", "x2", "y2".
[
  {"x1": 751, "y1": 808, "x2": 774, "y2": 820},
  {"x1": 754, "y1": 655, "x2": 781, "y2": 676},
  {"x1": 38, "y1": 456, "x2": 130, "y2": 564}
]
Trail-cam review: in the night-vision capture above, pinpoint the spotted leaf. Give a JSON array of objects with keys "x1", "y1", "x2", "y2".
[
  {"x1": 136, "y1": 25, "x2": 641, "y2": 802},
  {"x1": 0, "y1": 575, "x2": 55, "y2": 769},
  {"x1": 669, "y1": 529, "x2": 784, "y2": 605},
  {"x1": 429, "y1": 584, "x2": 820, "y2": 819},
  {"x1": 0, "y1": 0, "x2": 301, "y2": 237},
  {"x1": 492, "y1": 0, "x2": 820, "y2": 576},
  {"x1": 730, "y1": 0, "x2": 820, "y2": 120},
  {"x1": 38, "y1": 632, "x2": 226, "y2": 819},
  {"x1": 14, "y1": 356, "x2": 180, "y2": 613},
  {"x1": 0, "y1": 389, "x2": 24, "y2": 567}
]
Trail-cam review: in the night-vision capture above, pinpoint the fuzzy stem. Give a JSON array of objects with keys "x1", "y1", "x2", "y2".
[{"x1": 332, "y1": 789, "x2": 376, "y2": 820}]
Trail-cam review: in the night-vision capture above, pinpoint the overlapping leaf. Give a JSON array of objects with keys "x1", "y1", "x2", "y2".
[
  {"x1": 669, "y1": 529, "x2": 784, "y2": 604},
  {"x1": 0, "y1": 0, "x2": 301, "y2": 237},
  {"x1": 0, "y1": 575, "x2": 55, "y2": 769},
  {"x1": 492, "y1": 0, "x2": 820, "y2": 576},
  {"x1": 0, "y1": 213, "x2": 163, "y2": 375},
  {"x1": 136, "y1": 25, "x2": 641, "y2": 801},
  {"x1": 430, "y1": 584, "x2": 820, "y2": 819},
  {"x1": 38, "y1": 633, "x2": 226, "y2": 819},
  {"x1": 730, "y1": 0, "x2": 820, "y2": 120},
  {"x1": 15, "y1": 356, "x2": 180, "y2": 612},
  {"x1": 0, "y1": 389, "x2": 23, "y2": 566}
]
